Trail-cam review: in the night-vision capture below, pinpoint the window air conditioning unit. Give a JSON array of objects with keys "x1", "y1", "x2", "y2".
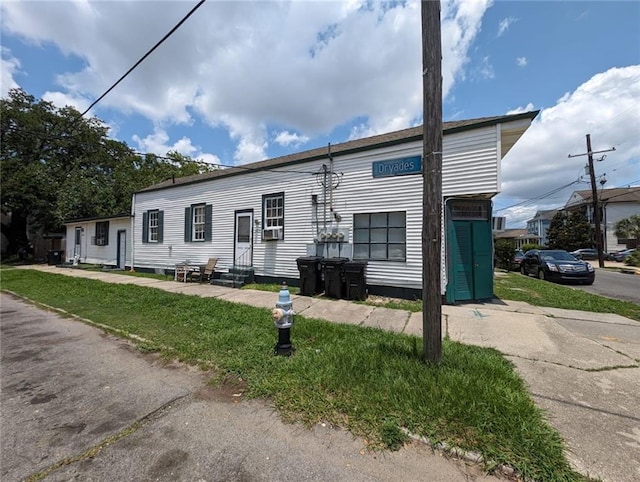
[
  {"x1": 96, "y1": 238, "x2": 106, "y2": 246},
  {"x1": 263, "y1": 227, "x2": 283, "y2": 241}
]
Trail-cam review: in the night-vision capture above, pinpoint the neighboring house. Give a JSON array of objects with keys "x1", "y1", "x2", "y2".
[
  {"x1": 131, "y1": 111, "x2": 537, "y2": 303},
  {"x1": 564, "y1": 187, "x2": 640, "y2": 252},
  {"x1": 63, "y1": 215, "x2": 132, "y2": 269},
  {"x1": 491, "y1": 216, "x2": 506, "y2": 232},
  {"x1": 525, "y1": 209, "x2": 558, "y2": 247},
  {"x1": 494, "y1": 229, "x2": 540, "y2": 250}
]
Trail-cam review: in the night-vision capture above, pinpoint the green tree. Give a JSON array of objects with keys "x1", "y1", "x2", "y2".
[
  {"x1": 546, "y1": 210, "x2": 594, "y2": 251},
  {"x1": 1, "y1": 88, "x2": 216, "y2": 256},
  {"x1": 520, "y1": 243, "x2": 543, "y2": 253},
  {"x1": 494, "y1": 239, "x2": 516, "y2": 271},
  {"x1": 614, "y1": 214, "x2": 640, "y2": 248}
]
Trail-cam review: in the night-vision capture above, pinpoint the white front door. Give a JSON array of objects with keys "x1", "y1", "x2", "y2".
[{"x1": 234, "y1": 211, "x2": 253, "y2": 267}]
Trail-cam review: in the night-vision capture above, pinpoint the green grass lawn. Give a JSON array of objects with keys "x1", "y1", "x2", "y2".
[
  {"x1": 494, "y1": 272, "x2": 640, "y2": 322},
  {"x1": 1, "y1": 268, "x2": 585, "y2": 481}
]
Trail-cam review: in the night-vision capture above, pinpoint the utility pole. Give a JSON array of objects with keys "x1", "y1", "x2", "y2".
[
  {"x1": 421, "y1": 0, "x2": 442, "y2": 363},
  {"x1": 568, "y1": 135, "x2": 615, "y2": 268}
]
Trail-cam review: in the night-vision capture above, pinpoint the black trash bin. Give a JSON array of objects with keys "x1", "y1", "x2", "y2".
[
  {"x1": 344, "y1": 261, "x2": 368, "y2": 301},
  {"x1": 296, "y1": 256, "x2": 324, "y2": 296},
  {"x1": 321, "y1": 258, "x2": 349, "y2": 299},
  {"x1": 47, "y1": 250, "x2": 63, "y2": 266}
]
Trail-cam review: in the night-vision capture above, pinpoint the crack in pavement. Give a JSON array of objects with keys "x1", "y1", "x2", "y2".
[{"x1": 23, "y1": 393, "x2": 192, "y2": 482}]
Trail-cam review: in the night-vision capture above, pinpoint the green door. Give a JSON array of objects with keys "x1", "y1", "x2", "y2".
[
  {"x1": 451, "y1": 222, "x2": 473, "y2": 302},
  {"x1": 447, "y1": 220, "x2": 493, "y2": 303},
  {"x1": 472, "y1": 221, "x2": 493, "y2": 300}
]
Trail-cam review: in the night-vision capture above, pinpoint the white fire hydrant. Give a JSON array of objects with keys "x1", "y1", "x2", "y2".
[{"x1": 272, "y1": 282, "x2": 295, "y2": 356}]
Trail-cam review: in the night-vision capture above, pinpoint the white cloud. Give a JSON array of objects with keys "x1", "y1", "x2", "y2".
[
  {"x1": 497, "y1": 65, "x2": 640, "y2": 227},
  {"x1": 0, "y1": 47, "x2": 20, "y2": 96},
  {"x1": 42, "y1": 90, "x2": 90, "y2": 113},
  {"x1": 0, "y1": 0, "x2": 493, "y2": 163},
  {"x1": 273, "y1": 130, "x2": 310, "y2": 148},
  {"x1": 506, "y1": 102, "x2": 535, "y2": 115},
  {"x1": 475, "y1": 56, "x2": 495, "y2": 80},
  {"x1": 497, "y1": 16, "x2": 517, "y2": 36},
  {"x1": 516, "y1": 56, "x2": 527, "y2": 67},
  {"x1": 132, "y1": 128, "x2": 221, "y2": 165}
]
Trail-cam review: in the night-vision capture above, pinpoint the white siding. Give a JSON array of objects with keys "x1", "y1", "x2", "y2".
[
  {"x1": 604, "y1": 202, "x2": 640, "y2": 252},
  {"x1": 64, "y1": 217, "x2": 131, "y2": 266},
  {"x1": 134, "y1": 126, "x2": 499, "y2": 291},
  {"x1": 442, "y1": 127, "x2": 499, "y2": 196}
]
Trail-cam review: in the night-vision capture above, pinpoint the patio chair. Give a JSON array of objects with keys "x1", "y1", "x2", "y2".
[{"x1": 199, "y1": 257, "x2": 219, "y2": 283}]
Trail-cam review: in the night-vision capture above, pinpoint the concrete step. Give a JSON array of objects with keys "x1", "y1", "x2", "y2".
[{"x1": 211, "y1": 278, "x2": 244, "y2": 288}]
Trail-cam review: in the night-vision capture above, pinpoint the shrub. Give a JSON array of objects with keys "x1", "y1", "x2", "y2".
[
  {"x1": 494, "y1": 239, "x2": 516, "y2": 271},
  {"x1": 624, "y1": 250, "x2": 640, "y2": 267},
  {"x1": 521, "y1": 243, "x2": 543, "y2": 253}
]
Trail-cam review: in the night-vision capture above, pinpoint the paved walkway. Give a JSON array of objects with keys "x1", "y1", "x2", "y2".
[{"x1": 12, "y1": 265, "x2": 640, "y2": 482}]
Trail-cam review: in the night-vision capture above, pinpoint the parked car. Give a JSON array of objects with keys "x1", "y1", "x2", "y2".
[
  {"x1": 520, "y1": 249, "x2": 595, "y2": 285},
  {"x1": 512, "y1": 250, "x2": 525, "y2": 268},
  {"x1": 605, "y1": 250, "x2": 621, "y2": 261},
  {"x1": 611, "y1": 248, "x2": 637, "y2": 262},
  {"x1": 570, "y1": 248, "x2": 599, "y2": 260}
]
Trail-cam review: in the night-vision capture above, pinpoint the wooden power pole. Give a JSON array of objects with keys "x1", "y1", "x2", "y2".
[
  {"x1": 568, "y1": 135, "x2": 615, "y2": 268},
  {"x1": 421, "y1": 0, "x2": 443, "y2": 363}
]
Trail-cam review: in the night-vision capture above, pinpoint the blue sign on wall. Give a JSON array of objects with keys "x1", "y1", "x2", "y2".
[{"x1": 372, "y1": 155, "x2": 422, "y2": 178}]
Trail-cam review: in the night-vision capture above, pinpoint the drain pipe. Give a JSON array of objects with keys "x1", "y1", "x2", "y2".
[{"x1": 130, "y1": 193, "x2": 136, "y2": 272}]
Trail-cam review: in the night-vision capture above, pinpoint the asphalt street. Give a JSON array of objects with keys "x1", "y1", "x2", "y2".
[
  {"x1": 1, "y1": 294, "x2": 500, "y2": 482},
  {"x1": 573, "y1": 267, "x2": 640, "y2": 304}
]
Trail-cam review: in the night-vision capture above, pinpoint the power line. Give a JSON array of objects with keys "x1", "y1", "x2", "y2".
[
  {"x1": 76, "y1": 0, "x2": 206, "y2": 121},
  {"x1": 1, "y1": 123, "x2": 326, "y2": 177},
  {"x1": 495, "y1": 180, "x2": 580, "y2": 212}
]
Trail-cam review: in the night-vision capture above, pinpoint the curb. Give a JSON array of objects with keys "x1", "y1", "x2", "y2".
[{"x1": 402, "y1": 429, "x2": 528, "y2": 482}]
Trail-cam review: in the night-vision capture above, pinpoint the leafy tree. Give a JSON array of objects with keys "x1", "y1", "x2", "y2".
[
  {"x1": 1, "y1": 88, "x2": 216, "y2": 256},
  {"x1": 546, "y1": 209, "x2": 594, "y2": 251},
  {"x1": 494, "y1": 239, "x2": 516, "y2": 270},
  {"x1": 614, "y1": 214, "x2": 640, "y2": 248}
]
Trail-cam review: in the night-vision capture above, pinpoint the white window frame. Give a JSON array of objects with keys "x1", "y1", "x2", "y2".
[
  {"x1": 353, "y1": 211, "x2": 406, "y2": 261},
  {"x1": 148, "y1": 211, "x2": 159, "y2": 242},
  {"x1": 263, "y1": 194, "x2": 284, "y2": 229},
  {"x1": 192, "y1": 204, "x2": 206, "y2": 242}
]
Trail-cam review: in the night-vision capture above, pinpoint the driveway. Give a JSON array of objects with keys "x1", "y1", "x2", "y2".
[{"x1": 0, "y1": 293, "x2": 499, "y2": 482}]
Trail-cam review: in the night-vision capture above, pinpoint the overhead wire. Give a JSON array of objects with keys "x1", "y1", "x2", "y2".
[
  {"x1": 75, "y1": 0, "x2": 207, "y2": 123},
  {"x1": 494, "y1": 180, "x2": 580, "y2": 213},
  {"x1": 1, "y1": 123, "x2": 327, "y2": 176}
]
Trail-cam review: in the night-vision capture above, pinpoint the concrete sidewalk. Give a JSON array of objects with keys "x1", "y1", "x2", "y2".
[{"x1": 14, "y1": 265, "x2": 640, "y2": 481}]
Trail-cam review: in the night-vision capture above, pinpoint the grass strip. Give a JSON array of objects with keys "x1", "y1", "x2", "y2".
[
  {"x1": 494, "y1": 272, "x2": 640, "y2": 322},
  {"x1": 2, "y1": 269, "x2": 585, "y2": 481}
]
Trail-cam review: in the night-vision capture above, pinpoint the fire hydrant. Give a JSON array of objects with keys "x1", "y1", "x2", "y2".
[{"x1": 272, "y1": 282, "x2": 295, "y2": 356}]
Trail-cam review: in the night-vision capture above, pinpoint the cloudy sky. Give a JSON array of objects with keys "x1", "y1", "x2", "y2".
[{"x1": 2, "y1": 0, "x2": 639, "y2": 228}]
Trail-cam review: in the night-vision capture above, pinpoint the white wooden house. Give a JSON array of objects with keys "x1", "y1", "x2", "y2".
[
  {"x1": 564, "y1": 186, "x2": 640, "y2": 252},
  {"x1": 63, "y1": 215, "x2": 131, "y2": 269},
  {"x1": 132, "y1": 112, "x2": 537, "y2": 302}
]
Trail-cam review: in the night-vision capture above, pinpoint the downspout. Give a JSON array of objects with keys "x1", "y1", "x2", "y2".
[
  {"x1": 328, "y1": 143, "x2": 334, "y2": 221},
  {"x1": 322, "y1": 164, "x2": 328, "y2": 232},
  {"x1": 130, "y1": 193, "x2": 136, "y2": 272}
]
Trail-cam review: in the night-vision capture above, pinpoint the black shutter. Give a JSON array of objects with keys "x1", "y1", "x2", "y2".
[
  {"x1": 184, "y1": 207, "x2": 192, "y2": 242},
  {"x1": 142, "y1": 212, "x2": 149, "y2": 243},
  {"x1": 204, "y1": 204, "x2": 213, "y2": 242},
  {"x1": 104, "y1": 221, "x2": 109, "y2": 246},
  {"x1": 157, "y1": 211, "x2": 164, "y2": 243}
]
